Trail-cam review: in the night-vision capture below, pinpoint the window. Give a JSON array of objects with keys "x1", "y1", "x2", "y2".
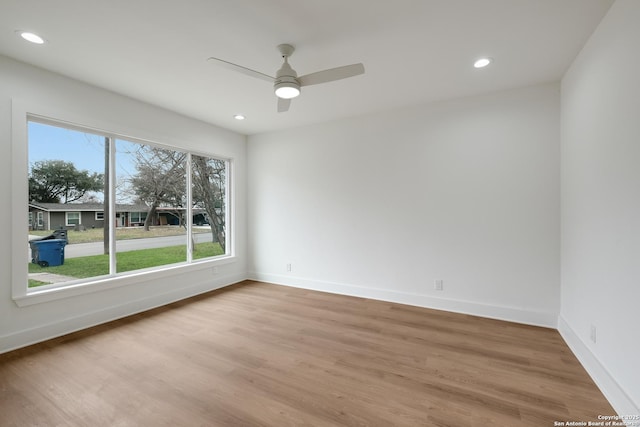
[
  {"x1": 65, "y1": 212, "x2": 81, "y2": 226},
  {"x1": 192, "y1": 155, "x2": 227, "y2": 260},
  {"x1": 22, "y1": 118, "x2": 231, "y2": 292},
  {"x1": 114, "y1": 141, "x2": 188, "y2": 271},
  {"x1": 129, "y1": 211, "x2": 147, "y2": 225},
  {"x1": 28, "y1": 212, "x2": 33, "y2": 228},
  {"x1": 37, "y1": 212, "x2": 44, "y2": 228}
]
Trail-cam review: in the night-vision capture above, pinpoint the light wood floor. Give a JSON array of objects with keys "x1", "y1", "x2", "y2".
[{"x1": 0, "y1": 280, "x2": 615, "y2": 426}]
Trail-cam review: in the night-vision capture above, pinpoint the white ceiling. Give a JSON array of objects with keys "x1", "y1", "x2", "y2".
[{"x1": 0, "y1": 0, "x2": 614, "y2": 135}]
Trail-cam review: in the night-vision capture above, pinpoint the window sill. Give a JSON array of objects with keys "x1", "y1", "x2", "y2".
[{"x1": 13, "y1": 256, "x2": 236, "y2": 307}]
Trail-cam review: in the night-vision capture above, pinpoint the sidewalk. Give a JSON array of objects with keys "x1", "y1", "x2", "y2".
[{"x1": 28, "y1": 272, "x2": 78, "y2": 284}]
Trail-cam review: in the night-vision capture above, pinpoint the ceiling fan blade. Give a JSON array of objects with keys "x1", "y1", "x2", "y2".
[
  {"x1": 207, "y1": 57, "x2": 274, "y2": 83},
  {"x1": 298, "y1": 63, "x2": 365, "y2": 87},
  {"x1": 277, "y1": 97, "x2": 291, "y2": 113}
]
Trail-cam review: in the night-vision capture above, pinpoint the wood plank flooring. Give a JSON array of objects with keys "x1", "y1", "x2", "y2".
[{"x1": 0, "y1": 280, "x2": 616, "y2": 426}]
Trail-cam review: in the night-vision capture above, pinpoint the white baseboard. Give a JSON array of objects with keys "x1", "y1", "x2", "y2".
[
  {"x1": 248, "y1": 272, "x2": 558, "y2": 328},
  {"x1": 558, "y1": 316, "x2": 639, "y2": 417},
  {"x1": 0, "y1": 272, "x2": 245, "y2": 354}
]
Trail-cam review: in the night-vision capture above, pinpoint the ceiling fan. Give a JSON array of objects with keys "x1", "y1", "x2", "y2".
[{"x1": 207, "y1": 44, "x2": 365, "y2": 113}]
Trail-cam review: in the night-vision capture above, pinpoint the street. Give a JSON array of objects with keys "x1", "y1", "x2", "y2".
[{"x1": 28, "y1": 233, "x2": 212, "y2": 261}]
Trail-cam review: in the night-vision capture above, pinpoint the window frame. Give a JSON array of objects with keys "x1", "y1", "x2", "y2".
[
  {"x1": 12, "y1": 99, "x2": 236, "y2": 307},
  {"x1": 95, "y1": 211, "x2": 104, "y2": 221},
  {"x1": 65, "y1": 212, "x2": 81, "y2": 226}
]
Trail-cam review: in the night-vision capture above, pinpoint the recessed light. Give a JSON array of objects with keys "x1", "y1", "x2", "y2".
[
  {"x1": 474, "y1": 58, "x2": 492, "y2": 68},
  {"x1": 233, "y1": 114, "x2": 246, "y2": 120},
  {"x1": 17, "y1": 31, "x2": 45, "y2": 44}
]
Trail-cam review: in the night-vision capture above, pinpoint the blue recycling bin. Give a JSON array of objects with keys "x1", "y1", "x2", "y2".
[{"x1": 30, "y1": 239, "x2": 67, "y2": 267}]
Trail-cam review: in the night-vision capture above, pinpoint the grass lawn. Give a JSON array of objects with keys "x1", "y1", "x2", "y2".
[
  {"x1": 28, "y1": 242, "x2": 224, "y2": 287},
  {"x1": 29, "y1": 226, "x2": 209, "y2": 244},
  {"x1": 28, "y1": 279, "x2": 48, "y2": 287}
]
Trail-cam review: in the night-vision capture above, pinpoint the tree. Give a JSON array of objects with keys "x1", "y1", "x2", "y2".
[
  {"x1": 129, "y1": 146, "x2": 226, "y2": 251},
  {"x1": 129, "y1": 146, "x2": 186, "y2": 231},
  {"x1": 29, "y1": 160, "x2": 103, "y2": 203},
  {"x1": 192, "y1": 155, "x2": 226, "y2": 251}
]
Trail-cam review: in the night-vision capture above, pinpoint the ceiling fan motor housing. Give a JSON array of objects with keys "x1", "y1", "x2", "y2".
[{"x1": 274, "y1": 60, "x2": 300, "y2": 99}]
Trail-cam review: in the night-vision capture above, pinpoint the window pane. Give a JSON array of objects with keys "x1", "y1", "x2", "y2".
[
  {"x1": 27, "y1": 121, "x2": 109, "y2": 287},
  {"x1": 66, "y1": 212, "x2": 80, "y2": 226},
  {"x1": 191, "y1": 155, "x2": 227, "y2": 260},
  {"x1": 115, "y1": 141, "x2": 187, "y2": 273}
]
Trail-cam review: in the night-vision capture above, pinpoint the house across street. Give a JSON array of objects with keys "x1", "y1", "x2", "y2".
[{"x1": 29, "y1": 202, "x2": 210, "y2": 231}]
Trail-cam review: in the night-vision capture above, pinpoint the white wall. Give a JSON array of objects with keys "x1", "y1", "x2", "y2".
[
  {"x1": 0, "y1": 55, "x2": 247, "y2": 352},
  {"x1": 560, "y1": 0, "x2": 640, "y2": 415},
  {"x1": 248, "y1": 83, "x2": 560, "y2": 327}
]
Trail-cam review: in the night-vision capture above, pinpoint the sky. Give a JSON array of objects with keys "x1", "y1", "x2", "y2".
[
  {"x1": 28, "y1": 121, "x2": 139, "y2": 202},
  {"x1": 28, "y1": 121, "x2": 107, "y2": 173}
]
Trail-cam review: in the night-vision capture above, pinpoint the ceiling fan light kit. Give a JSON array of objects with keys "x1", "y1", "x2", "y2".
[
  {"x1": 208, "y1": 43, "x2": 365, "y2": 112},
  {"x1": 274, "y1": 82, "x2": 300, "y2": 99},
  {"x1": 274, "y1": 45, "x2": 301, "y2": 99}
]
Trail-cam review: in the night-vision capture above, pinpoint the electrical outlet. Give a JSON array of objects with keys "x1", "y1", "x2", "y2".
[
  {"x1": 590, "y1": 324, "x2": 597, "y2": 343},
  {"x1": 434, "y1": 280, "x2": 444, "y2": 291},
  {"x1": 286, "y1": 263, "x2": 292, "y2": 272}
]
